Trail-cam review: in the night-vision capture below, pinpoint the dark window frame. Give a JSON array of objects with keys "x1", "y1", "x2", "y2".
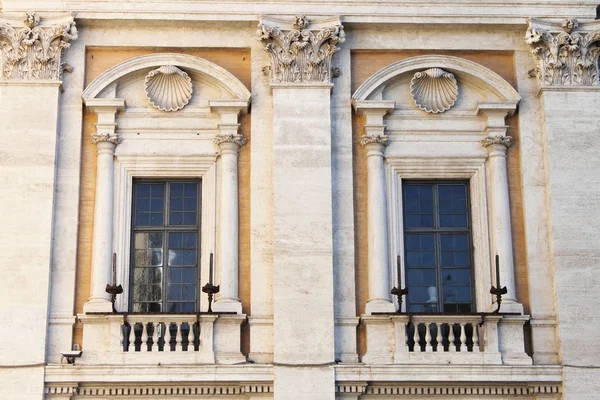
[
  {"x1": 129, "y1": 179, "x2": 202, "y2": 313},
  {"x1": 402, "y1": 180, "x2": 476, "y2": 313}
]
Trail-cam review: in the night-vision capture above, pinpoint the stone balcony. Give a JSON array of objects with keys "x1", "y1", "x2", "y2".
[
  {"x1": 77, "y1": 313, "x2": 246, "y2": 365},
  {"x1": 362, "y1": 314, "x2": 531, "y2": 366}
]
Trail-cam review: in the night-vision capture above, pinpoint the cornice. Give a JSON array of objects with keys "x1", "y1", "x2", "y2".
[
  {"x1": 525, "y1": 17, "x2": 600, "y2": 86},
  {"x1": 0, "y1": 12, "x2": 77, "y2": 81},
  {"x1": 257, "y1": 15, "x2": 344, "y2": 84}
]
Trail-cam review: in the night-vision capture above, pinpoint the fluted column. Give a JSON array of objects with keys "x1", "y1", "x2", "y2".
[
  {"x1": 83, "y1": 99, "x2": 125, "y2": 313},
  {"x1": 479, "y1": 104, "x2": 523, "y2": 314},
  {"x1": 353, "y1": 100, "x2": 396, "y2": 314},
  {"x1": 213, "y1": 131, "x2": 247, "y2": 314},
  {"x1": 209, "y1": 100, "x2": 249, "y2": 314}
]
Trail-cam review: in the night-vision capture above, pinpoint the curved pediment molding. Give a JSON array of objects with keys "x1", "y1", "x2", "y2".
[
  {"x1": 82, "y1": 53, "x2": 251, "y2": 105},
  {"x1": 352, "y1": 55, "x2": 520, "y2": 108}
]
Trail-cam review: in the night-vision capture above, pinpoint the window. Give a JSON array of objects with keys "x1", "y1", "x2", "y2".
[
  {"x1": 130, "y1": 180, "x2": 201, "y2": 313},
  {"x1": 403, "y1": 181, "x2": 474, "y2": 313}
]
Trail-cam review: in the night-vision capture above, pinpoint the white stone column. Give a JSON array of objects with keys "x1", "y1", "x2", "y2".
[
  {"x1": 353, "y1": 101, "x2": 396, "y2": 314},
  {"x1": 83, "y1": 99, "x2": 125, "y2": 313},
  {"x1": 210, "y1": 100, "x2": 249, "y2": 314},
  {"x1": 479, "y1": 105, "x2": 523, "y2": 314}
]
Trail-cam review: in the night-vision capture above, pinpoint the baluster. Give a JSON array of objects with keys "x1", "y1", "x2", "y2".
[
  {"x1": 168, "y1": 323, "x2": 176, "y2": 351},
  {"x1": 425, "y1": 323, "x2": 433, "y2": 352},
  {"x1": 129, "y1": 323, "x2": 136, "y2": 352},
  {"x1": 187, "y1": 321, "x2": 194, "y2": 351},
  {"x1": 120, "y1": 323, "x2": 126, "y2": 352},
  {"x1": 435, "y1": 323, "x2": 443, "y2": 352},
  {"x1": 413, "y1": 323, "x2": 421, "y2": 352},
  {"x1": 176, "y1": 321, "x2": 183, "y2": 351},
  {"x1": 472, "y1": 323, "x2": 480, "y2": 352},
  {"x1": 151, "y1": 322, "x2": 159, "y2": 352},
  {"x1": 459, "y1": 323, "x2": 467, "y2": 352},
  {"x1": 141, "y1": 323, "x2": 149, "y2": 352},
  {"x1": 448, "y1": 323, "x2": 456, "y2": 352}
]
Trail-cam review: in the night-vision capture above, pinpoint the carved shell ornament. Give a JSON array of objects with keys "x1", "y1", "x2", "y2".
[
  {"x1": 144, "y1": 65, "x2": 193, "y2": 112},
  {"x1": 410, "y1": 68, "x2": 458, "y2": 113}
]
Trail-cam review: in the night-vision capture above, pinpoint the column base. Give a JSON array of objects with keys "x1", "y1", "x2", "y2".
[
  {"x1": 365, "y1": 299, "x2": 396, "y2": 315},
  {"x1": 82, "y1": 298, "x2": 113, "y2": 314},
  {"x1": 212, "y1": 298, "x2": 243, "y2": 314}
]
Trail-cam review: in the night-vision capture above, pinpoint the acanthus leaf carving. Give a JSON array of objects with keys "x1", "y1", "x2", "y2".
[
  {"x1": 0, "y1": 12, "x2": 78, "y2": 81},
  {"x1": 481, "y1": 135, "x2": 513, "y2": 149},
  {"x1": 360, "y1": 135, "x2": 390, "y2": 147},
  {"x1": 256, "y1": 15, "x2": 345, "y2": 83},
  {"x1": 525, "y1": 18, "x2": 600, "y2": 86}
]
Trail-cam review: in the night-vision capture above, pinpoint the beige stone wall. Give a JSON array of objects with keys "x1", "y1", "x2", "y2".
[{"x1": 73, "y1": 48, "x2": 251, "y2": 349}]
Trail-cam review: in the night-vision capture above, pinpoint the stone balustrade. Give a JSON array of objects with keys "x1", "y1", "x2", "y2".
[
  {"x1": 362, "y1": 314, "x2": 531, "y2": 365},
  {"x1": 78, "y1": 313, "x2": 246, "y2": 365}
]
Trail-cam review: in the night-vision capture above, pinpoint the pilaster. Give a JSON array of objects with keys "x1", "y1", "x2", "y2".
[
  {"x1": 257, "y1": 14, "x2": 344, "y2": 400},
  {"x1": 0, "y1": 12, "x2": 78, "y2": 400},
  {"x1": 526, "y1": 17, "x2": 600, "y2": 397}
]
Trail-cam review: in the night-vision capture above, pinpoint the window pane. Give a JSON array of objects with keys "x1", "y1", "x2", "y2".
[
  {"x1": 135, "y1": 183, "x2": 164, "y2": 227},
  {"x1": 403, "y1": 184, "x2": 434, "y2": 228}
]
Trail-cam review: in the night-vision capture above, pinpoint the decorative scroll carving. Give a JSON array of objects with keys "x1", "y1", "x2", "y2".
[
  {"x1": 360, "y1": 135, "x2": 390, "y2": 147},
  {"x1": 256, "y1": 15, "x2": 345, "y2": 83},
  {"x1": 481, "y1": 135, "x2": 513, "y2": 148},
  {"x1": 91, "y1": 134, "x2": 121, "y2": 145},
  {"x1": 410, "y1": 68, "x2": 458, "y2": 113},
  {"x1": 0, "y1": 12, "x2": 78, "y2": 80},
  {"x1": 144, "y1": 65, "x2": 193, "y2": 112},
  {"x1": 214, "y1": 134, "x2": 247, "y2": 147},
  {"x1": 525, "y1": 18, "x2": 600, "y2": 86}
]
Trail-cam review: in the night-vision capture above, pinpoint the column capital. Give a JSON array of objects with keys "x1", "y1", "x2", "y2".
[
  {"x1": 0, "y1": 12, "x2": 78, "y2": 81},
  {"x1": 256, "y1": 15, "x2": 345, "y2": 84},
  {"x1": 214, "y1": 134, "x2": 248, "y2": 148},
  {"x1": 361, "y1": 135, "x2": 390, "y2": 149},
  {"x1": 481, "y1": 135, "x2": 514, "y2": 149},
  {"x1": 525, "y1": 17, "x2": 600, "y2": 87},
  {"x1": 91, "y1": 134, "x2": 121, "y2": 146}
]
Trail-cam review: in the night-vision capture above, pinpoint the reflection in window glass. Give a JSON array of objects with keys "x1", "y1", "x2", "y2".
[
  {"x1": 403, "y1": 182, "x2": 473, "y2": 313},
  {"x1": 131, "y1": 181, "x2": 200, "y2": 313}
]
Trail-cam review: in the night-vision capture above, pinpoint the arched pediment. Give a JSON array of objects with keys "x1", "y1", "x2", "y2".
[
  {"x1": 352, "y1": 55, "x2": 520, "y2": 106},
  {"x1": 82, "y1": 53, "x2": 251, "y2": 103}
]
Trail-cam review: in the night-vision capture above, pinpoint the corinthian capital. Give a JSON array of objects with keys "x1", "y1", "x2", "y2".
[
  {"x1": 91, "y1": 134, "x2": 121, "y2": 146},
  {"x1": 0, "y1": 12, "x2": 78, "y2": 81},
  {"x1": 256, "y1": 15, "x2": 345, "y2": 84},
  {"x1": 525, "y1": 18, "x2": 600, "y2": 86}
]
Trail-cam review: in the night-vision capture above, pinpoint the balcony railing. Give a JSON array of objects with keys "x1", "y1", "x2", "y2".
[
  {"x1": 78, "y1": 313, "x2": 246, "y2": 365},
  {"x1": 362, "y1": 314, "x2": 531, "y2": 365}
]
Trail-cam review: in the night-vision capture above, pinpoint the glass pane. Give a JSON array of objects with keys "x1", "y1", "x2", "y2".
[
  {"x1": 170, "y1": 198, "x2": 183, "y2": 212},
  {"x1": 182, "y1": 268, "x2": 196, "y2": 283},
  {"x1": 442, "y1": 269, "x2": 471, "y2": 286},
  {"x1": 182, "y1": 285, "x2": 195, "y2": 301},
  {"x1": 183, "y1": 233, "x2": 197, "y2": 249},
  {"x1": 183, "y1": 250, "x2": 196, "y2": 266},
  {"x1": 183, "y1": 212, "x2": 196, "y2": 225},
  {"x1": 135, "y1": 183, "x2": 164, "y2": 227},
  {"x1": 167, "y1": 285, "x2": 181, "y2": 301},
  {"x1": 171, "y1": 183, "x2": 184, "y2": 197},
  {"x1": 170, "y1": 212, "x2": 183, "y2": 226},
  {"x1": 438, "y1": 183, "x2": 468, "y2": 228},
  {"x1": 168, "y1": 268, "x2": 181, "y2": 283},
  {"x1": 184, "y1": 183, "x2": 198, "y2": 198},
  {"x1": 403, "y1": 184, "x2": 434, "y2": 228},
  {"x1": 169, "y1": 250, "x2": 183, "y2": 266}
]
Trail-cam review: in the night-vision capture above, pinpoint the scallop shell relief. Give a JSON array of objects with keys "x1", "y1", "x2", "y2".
[
  {"x1": 410, "y1": 68, "x2": 458, "y2": 113},
  {"x1": 144, "y1": 65, "x2": 193, "y2": 112}
]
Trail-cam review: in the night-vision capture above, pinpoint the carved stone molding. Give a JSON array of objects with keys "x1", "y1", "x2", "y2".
[
  {"x1": 45, "y1": 383, "x2": 274, "y2": 397},
  {"x1": 360, "y1": 135, "x2": 390, "y2": 147},
  {"x1": 214, "y1": 134, "x2": 248, "y2": 147},
  {"x1": 481, "y1": 135, "x2": 513, "y2": 149},
  {"x1": 525, "y1": 18, "x2": 600, "y2": 86},
  {"x1": 91, "y1": 134, "x2": 121, "y2": 146},
  {"x1": 256, "y1": 15, "x2": 345, "y2": 83},
  {"x1": 0, "y1": 12, "x2": 78, "y2": 81}
]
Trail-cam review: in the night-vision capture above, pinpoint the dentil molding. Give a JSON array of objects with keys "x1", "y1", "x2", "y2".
[
  {"x1": 0, "y1": 12, "x2": 78, "y2": 81},
  {"x1": 525, "y1": 18, "x2": 600, "y2": 86},
  {"x1": 256, "y1": 15, "x2": 345, "y2": 83}
]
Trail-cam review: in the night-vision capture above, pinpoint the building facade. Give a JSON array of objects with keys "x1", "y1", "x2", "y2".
[{"x1": 1, "y1": 1, "x2": 599, "y2": 399}]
